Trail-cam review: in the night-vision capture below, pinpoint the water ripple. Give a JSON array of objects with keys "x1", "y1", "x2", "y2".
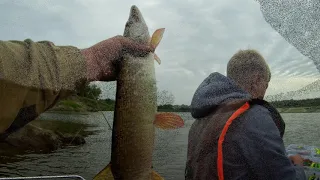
[{"x1": 0, "y1": 112, "x2": 319, "y2": 180}]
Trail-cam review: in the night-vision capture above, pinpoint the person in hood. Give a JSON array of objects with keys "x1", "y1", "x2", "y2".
[
  {"x1": 0, "y1": 36, "x2": 153, "y2": 139},
  {"x1": 185, "y1": 49, "x2": 307, "y2": 180}
]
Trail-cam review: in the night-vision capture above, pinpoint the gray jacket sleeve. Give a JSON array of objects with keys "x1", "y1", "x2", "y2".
[{"x1": 238, "y1": 105, "x2": 306, "y2": 180}]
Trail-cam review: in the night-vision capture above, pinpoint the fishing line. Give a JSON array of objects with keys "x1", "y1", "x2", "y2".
[
  {"x1": 100, "y1": 112, "x2": 112, "y2": 131},
  {"x1": 67, "y1": 127, "x2": 84, "y2": 146},
  {"x1": 87, "y1": 89, "x2": 112, "y2": 130}
]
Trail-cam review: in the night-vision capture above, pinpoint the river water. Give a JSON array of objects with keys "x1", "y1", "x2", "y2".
[{"x1": 0, "y1": 112, "x2": 319, "y2": 180}]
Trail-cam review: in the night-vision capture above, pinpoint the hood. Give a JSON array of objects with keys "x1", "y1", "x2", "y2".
[{"x1": 190, "y1": 72, "x2": 251, "y2": 118}]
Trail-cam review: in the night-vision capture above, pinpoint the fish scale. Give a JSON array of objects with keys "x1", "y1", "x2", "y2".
[{"x1": 93, "y1": 5, "x2": 184, "y2": 180}]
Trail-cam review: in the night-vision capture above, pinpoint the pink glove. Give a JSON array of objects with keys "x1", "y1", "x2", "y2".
[{"x1": 81, "y1": 35, "x2": 153, "y2": 82}]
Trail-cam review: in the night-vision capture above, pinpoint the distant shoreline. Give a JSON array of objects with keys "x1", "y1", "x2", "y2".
[
  {"x1": 48, "y1": 105, "x2": 320, "y2": 114},
  {"x1": 276, "y1": 107, "x2": 320, "y2": 113},
  {"x1": 158, "y1": 107, "x2": 320, "y2": 113},
  {"x1": 47, "y1": 96, "x2": 320, "y2": 114}
]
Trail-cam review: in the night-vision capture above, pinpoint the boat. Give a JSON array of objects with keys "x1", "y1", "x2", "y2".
[
  {"x1": 0, "y1": 175, "x2": 85, "y2": 180},
  {"x1": 286, "y1": 144, "x2": 320, "y2": 179}
]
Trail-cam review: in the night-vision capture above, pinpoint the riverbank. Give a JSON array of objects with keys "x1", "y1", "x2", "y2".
[
  {"x1": 48, "y1": 96, "x2": 114, "y2": 112},
  {"x1": 48, "y1": 96, "x2": 190, "y2": 113},
  {"x1": 48, "y1": 96, "x2": 320, "y2": 114},
  {"x1": 0, "y1": 119, "x2": 93, "y2": 156},
  {"x1": 277, "y1": 106, "x2": 320, "y2": 113},
  {"x1": 159, "y1": 106, "x2": 320, "y2": 113}
]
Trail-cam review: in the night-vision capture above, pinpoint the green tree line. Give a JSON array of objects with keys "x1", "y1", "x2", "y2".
[
  {"x1": 269, "y1": 98, "x2": 320, "y2": 108},
  {"x1": 59, "y1": 83, "x2": 320, "y2": 112},
  {"x1": 73, "y1": 84, "x2": 192, "y2": 112}
]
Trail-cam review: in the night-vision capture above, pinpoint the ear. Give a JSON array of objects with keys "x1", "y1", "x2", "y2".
[
  {"x1": 250, "y1": 80, "x2": 258, "y2": 92},
  {"x1": 250, "y1": 74, "x2": 260, "y2": 87},
  {"x1": 256, "y1": 74, "x2": 265, "y2": 83},
  {"x1": 249, "y1": 74, "x2": 262, "y2": 97}
]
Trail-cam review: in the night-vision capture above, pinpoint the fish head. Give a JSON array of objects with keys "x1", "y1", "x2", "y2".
[{"x1": 123, "y1": 5, "x2": 150, "y2": 44}]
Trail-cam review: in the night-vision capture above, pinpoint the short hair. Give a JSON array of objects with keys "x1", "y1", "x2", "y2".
[{"x1": 227, "y1": 49, "x2": 271, "y2": 87}]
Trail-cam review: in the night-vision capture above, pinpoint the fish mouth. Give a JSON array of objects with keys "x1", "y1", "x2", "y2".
[
  {"x1": 130, "y1": 5, "x2": 142, "y2": 23},
  {"x1": 124, "y1": 5, "x2": 149, "y2": 41}
]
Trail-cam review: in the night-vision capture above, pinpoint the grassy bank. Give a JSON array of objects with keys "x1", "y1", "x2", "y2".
[
  {"x1": 157, "y1": 109, "x2": 190, "y2": 112},
  {"x1": 276, "y1": 106, "x2": 320, "y2": 113},
  {"x1": 159, "y1": 107, "x2": 320, "y2": 113},
  {"x1": 48, "y1": 96, "x2": 191, "y2": 113},
  {"x1": 30, "y1": 119, "x2": 96, "y2": 137},
  {"x1": 48, "y1": 96, "x2": 320, "y2": 114},
  {"x1": 48, "y1": 96, "x2": 114, "y2": 112}
]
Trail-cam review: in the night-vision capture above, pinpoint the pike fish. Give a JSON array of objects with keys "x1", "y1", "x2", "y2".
[{"x1": 93, "y1": 5, "x2": 184, "y2": 180}]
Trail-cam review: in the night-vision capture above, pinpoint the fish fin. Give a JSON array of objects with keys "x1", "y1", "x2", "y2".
[
  {"x1": 93, "y1": 163, "x2": 163, "y2": 180},
  {"x1": 93, "y1": 163, "x2": 114, "y2": 180},
  {"x1": 152, "y1": 170, "x2": 164, "y2": 180},
  {"x1": 154, "y1": 53, "x2": 161, "y2": 65},
  {"x1": 150, "y1": 28, "x2": 165, "y2": 49},
  {"x1": 154, "y1": 112, "x2": 184, "y2": 130}
]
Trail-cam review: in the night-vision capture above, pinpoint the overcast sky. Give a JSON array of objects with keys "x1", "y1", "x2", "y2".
[{"x1": 1, "y1": 0, "x2": 320, "y2": 105}]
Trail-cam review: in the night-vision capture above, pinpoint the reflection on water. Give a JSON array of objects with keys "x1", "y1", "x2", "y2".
[{"x1": 0, "y1": 112, "x2": 319, "y2": 180}]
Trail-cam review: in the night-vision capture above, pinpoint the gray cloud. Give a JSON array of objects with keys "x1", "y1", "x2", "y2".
[{"x1": 1, "y1": 0, "x2": 320, "y2": 104}]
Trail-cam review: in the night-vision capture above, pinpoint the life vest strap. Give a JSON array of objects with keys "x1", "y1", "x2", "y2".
[{"x1": 217, "y1": 102, "x2": 250, "y2": 180}]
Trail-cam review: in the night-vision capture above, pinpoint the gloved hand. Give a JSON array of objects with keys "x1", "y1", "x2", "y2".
[
  {"x1": 81, "y1": 35, "x2": 154, "y2": 82},
  {"x1": 289, "y1": 154, "x2": 304, "y2": 166}
]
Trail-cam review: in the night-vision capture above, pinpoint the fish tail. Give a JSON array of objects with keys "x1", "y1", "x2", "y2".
[
  {"x1": 93, "y1": 163, "x2": 165, "y2": 180},
  {"x1": 152, "y1": 170, "x2": 164, "y2": 180},
  {"x1": 93, "y1": 163, "x2": 113, "y2": 180}
]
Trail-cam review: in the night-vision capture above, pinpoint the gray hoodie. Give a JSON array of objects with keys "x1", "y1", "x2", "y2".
[{"x1": 185, "y1": 72, "x2": 306, "y2": 180}]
